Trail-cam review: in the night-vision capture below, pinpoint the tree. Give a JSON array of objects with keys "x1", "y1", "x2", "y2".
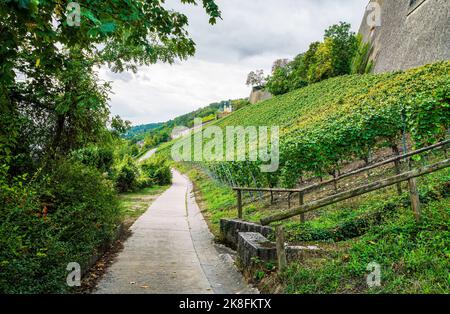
[
  {"x1": 111, "y1": 115, "x2": 132, "y2": 138},
  {"x1": 246, "y1": 70, "x2": 266, "y2": 87},
  {"x1": 324, "y1": 21, "x2": 358, "y2": 76},
  {"x1": 0, "y1": 0, "x2": 221, "y2": 171},
  {"x1": 308, "y1": 38, "x2": 334, "y2": 82},
  {"x1": 0, "y1": 1, "x2": 222, "y2": 293},
  {"x1": 288, "y1": 53, "x2": 309, "y2": 90},
  {"x1": 297, "y1": 42, "x2": 320, "y2": 80},
  {"x1": 266, "y1": 66, "x2": 291, "y2": 95},
  {"x1": 265, "y1": 22, "x2": 358, "y2": 95},
  {"x1": 271, "y1": 59, "x2": 290, "y2": 73}
]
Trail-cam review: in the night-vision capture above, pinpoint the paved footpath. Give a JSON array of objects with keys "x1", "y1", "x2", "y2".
[
  {"x1": 95, "y1": 169, "x2": 257, "y2": 294},
  {"x1": 137, "y1": 148, "x2": 157, "y2": 163}
]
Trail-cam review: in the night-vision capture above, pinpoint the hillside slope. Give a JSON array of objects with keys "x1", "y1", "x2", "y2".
[
  {"x1": 161, "y1": 61, "x2": 449, "y2": 189},
  {"x1": 161, "y1": 61, "x2": 449, "y2": 294}
]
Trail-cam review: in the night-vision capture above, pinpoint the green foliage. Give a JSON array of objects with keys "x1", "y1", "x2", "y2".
[
  {"x1": 110, "y1": 115, "x2": 132, "y2": 138},
  {"x1": 71, "y1": 146, "x2": 114, "y2": 173},
  {"x1": 141, "y1": 156, "x2": 173, "y2": 186},
  {"x1": 307, "y1": 38, "x2": 335, "y2": 82},
  {"x1": 231, "y1": 98, "x2": 251, "y2": 111},
  {"x1": 114, "y1": 155, "x2": 141, "y2": 193},
  {"x1": 351, "y1": 34, "x2": 372, "y2": 74},
  {"x1": 1, "y1": 0, "x2": 220, "y2": 166},
  {"x1": 134, "y1": 99, "x2": 245, "y2": 148},
  {"x1": 202, "y1": 114, "x2": 217, "y2": 123},
  {"x1": 323, "y1": 22, "x2": 358, "y2": 77},
  {"x1": 283, "y1": 195, "x2": 449, "y2": 294},
  {"x1": 406, "y1": 87, "x2": 450, "y2": 148},
  {"x1": 276, "y1": 168, "x2": 449, "y2": 294},
  {"x1": 287, "y1": 55, "x2": 310, "y2": 91},
  {"x1": 114, "y1": 139, "x2": 141, "y2": 160},
  {"x1": 124, "y1": 122, "x2": 165, "y2": 141},
  {"x1": 176, "y1": 156, "x2": 449, "y2": 294},
  {"x1": 0, "y1": 0, "x2": 221, "y2": 293},
  {"x1": 266, "y1": 66, "x2": 292, "y2": 96},
  {"x1": 143, "y1": 128, "x2": 171, "y2": 150},
  {"x1": 266, "y1": 22, "x2": 358, "y2": 96},
  {"x1": 188, "y1": 61, "x2": 450, "y2": 189},
  {"x1": 0, "y1": 161, "x2": 121, "y2": 293}
]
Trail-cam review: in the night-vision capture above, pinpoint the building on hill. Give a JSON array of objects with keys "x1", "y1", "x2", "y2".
[
  {"x1": 359, "y1": 0, "x2": 450, "y2": 73},
  {"x1": 217, "y1": 101, "x2": 234, "y2": 119},
  {"x1": 223, "y1": 103, "x2": 233, "y2": 114}
]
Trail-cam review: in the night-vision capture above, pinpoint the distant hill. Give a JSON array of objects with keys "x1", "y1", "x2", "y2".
[
  {"x1": 124, "y1": 122, "x2": 164, "y2": 141},
  {"x1": 125, "y1": 98, "x2": 250, "y2": 143}
]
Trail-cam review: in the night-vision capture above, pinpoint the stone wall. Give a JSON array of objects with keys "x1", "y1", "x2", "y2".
[
  {"x1": 249, "y1": 87, "x2": 272, "y2": 104},
  {"x1": 220, "y1": 218, "x2": 274, "y2": 248},
  {"x1": 359, "y1": 0, "x2": 450, "y2": 73},
  {"x1": 236, "y1": 232, "x2": 323, "y2": 269}
]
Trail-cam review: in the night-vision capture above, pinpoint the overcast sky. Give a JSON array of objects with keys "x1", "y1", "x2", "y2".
[{"x1": 100, "y1": 0, "x2": 368, "y2": 126}]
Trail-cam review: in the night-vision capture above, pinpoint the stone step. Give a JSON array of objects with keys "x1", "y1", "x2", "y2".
[
  {"x1": 220, "y1": 218, "x2": 274, "y2": 248},
  {"x1": 237, "y1": 232, "x2": 323, "y2": 269}
]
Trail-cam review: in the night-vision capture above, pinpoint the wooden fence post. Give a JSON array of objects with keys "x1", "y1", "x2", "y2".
[
  {"x1": 408, "y1": 177, "x2": 421, "y2": 221},
  {"x1": 287, "y1": 192, "x2": 291, "y2": 209},
  {"x1": 299, "y1": 191, "x2": 305, "y2": 223},
  {"x1": 391, "y1": 144, "x2": 403, "y2": 195},
  {"x1": 275, "y1": 225, "x2": 287, "y2": 272},
  {"x1": 260, "y1": 159, "x2": 449, "y2": 225},
  {"x1": 333, "y1": 171, "x2": 338, "y2": 192},
  {"x1": 236, "y1": 189, "x2": 243, "y2": 219}
]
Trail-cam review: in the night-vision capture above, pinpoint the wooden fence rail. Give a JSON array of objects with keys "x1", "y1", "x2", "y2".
[
  {"x1": 232, "y1": 139, "x2": 449, "y2": 219},
  {"x1": 260, "y1": 158, "x2": 450, "y2": 225}
]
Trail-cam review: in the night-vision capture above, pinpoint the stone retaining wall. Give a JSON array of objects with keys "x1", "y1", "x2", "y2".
[
  {"x1": 236, "y1": 232, "x2": 323, "y2": 269},
  {"x1": 359, "y1": 0, "x2": 450, "y2": 73},
  {"x1": 220, "y1": 218, "x2": 274, "y2": 248}
]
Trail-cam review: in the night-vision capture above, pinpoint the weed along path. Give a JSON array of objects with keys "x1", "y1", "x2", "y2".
[{"x1": 94, "y1": 169, "x2": 256, "y2": 294}]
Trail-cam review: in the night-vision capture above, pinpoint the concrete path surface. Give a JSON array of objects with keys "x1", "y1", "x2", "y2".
[
  {"x1": 94, "y1": 169, "x2": 257, "y2": 294},
  {"x1": 138, "y1": 148, "x2": 157, "y2": 163}
]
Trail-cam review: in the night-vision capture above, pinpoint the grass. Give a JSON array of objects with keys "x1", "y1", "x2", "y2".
[
  {"x1": 118, "y1": 185, "x2": 170, "y2": 226},
  {"x1": 175, "y1": 160, "x2": 449, "y2": 293},
  {"x1": 282, "y1": 196, "x2": 450, "y2": 294},
  {"x1": 174, "y1": 162, "x2": 236, "y2": 236}
]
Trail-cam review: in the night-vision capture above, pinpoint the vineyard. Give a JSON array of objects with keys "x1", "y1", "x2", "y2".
[
  {"x1": 163, "y1": 61, "x2": 449, "y2": 293},
  {"x1": 161, "y1": 61, "x2": 450, "y2": 189}
]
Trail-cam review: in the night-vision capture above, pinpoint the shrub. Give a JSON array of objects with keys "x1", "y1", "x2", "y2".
[
  {"x1": 140, "y1": 155, "x2": 172, "y2": 186},
  {"x1": 114, "y1": 155, "x2": 140, "y2": 193},
  {"x1": 115, "y1": 140, "x2": 141, "y2": 161},
  {"x1": 0, "y1": 160, "x2": 121, "y2": 293},
  {"x1": 71, "y1": 145, "x2": 114, "y2": 173}
]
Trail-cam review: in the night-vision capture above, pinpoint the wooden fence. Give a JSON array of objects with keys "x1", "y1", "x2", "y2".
[
  {"x1": 232, "y1": 139, "x2": 450, "y2": 222},
  {"x1": 261, "y1": 158, "x2": 449, "y2": 225}
]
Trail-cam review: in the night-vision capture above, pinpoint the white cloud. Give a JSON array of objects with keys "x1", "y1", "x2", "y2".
[{"x1": 101, "y1": 0, "x2": 368, "y2": 125}]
